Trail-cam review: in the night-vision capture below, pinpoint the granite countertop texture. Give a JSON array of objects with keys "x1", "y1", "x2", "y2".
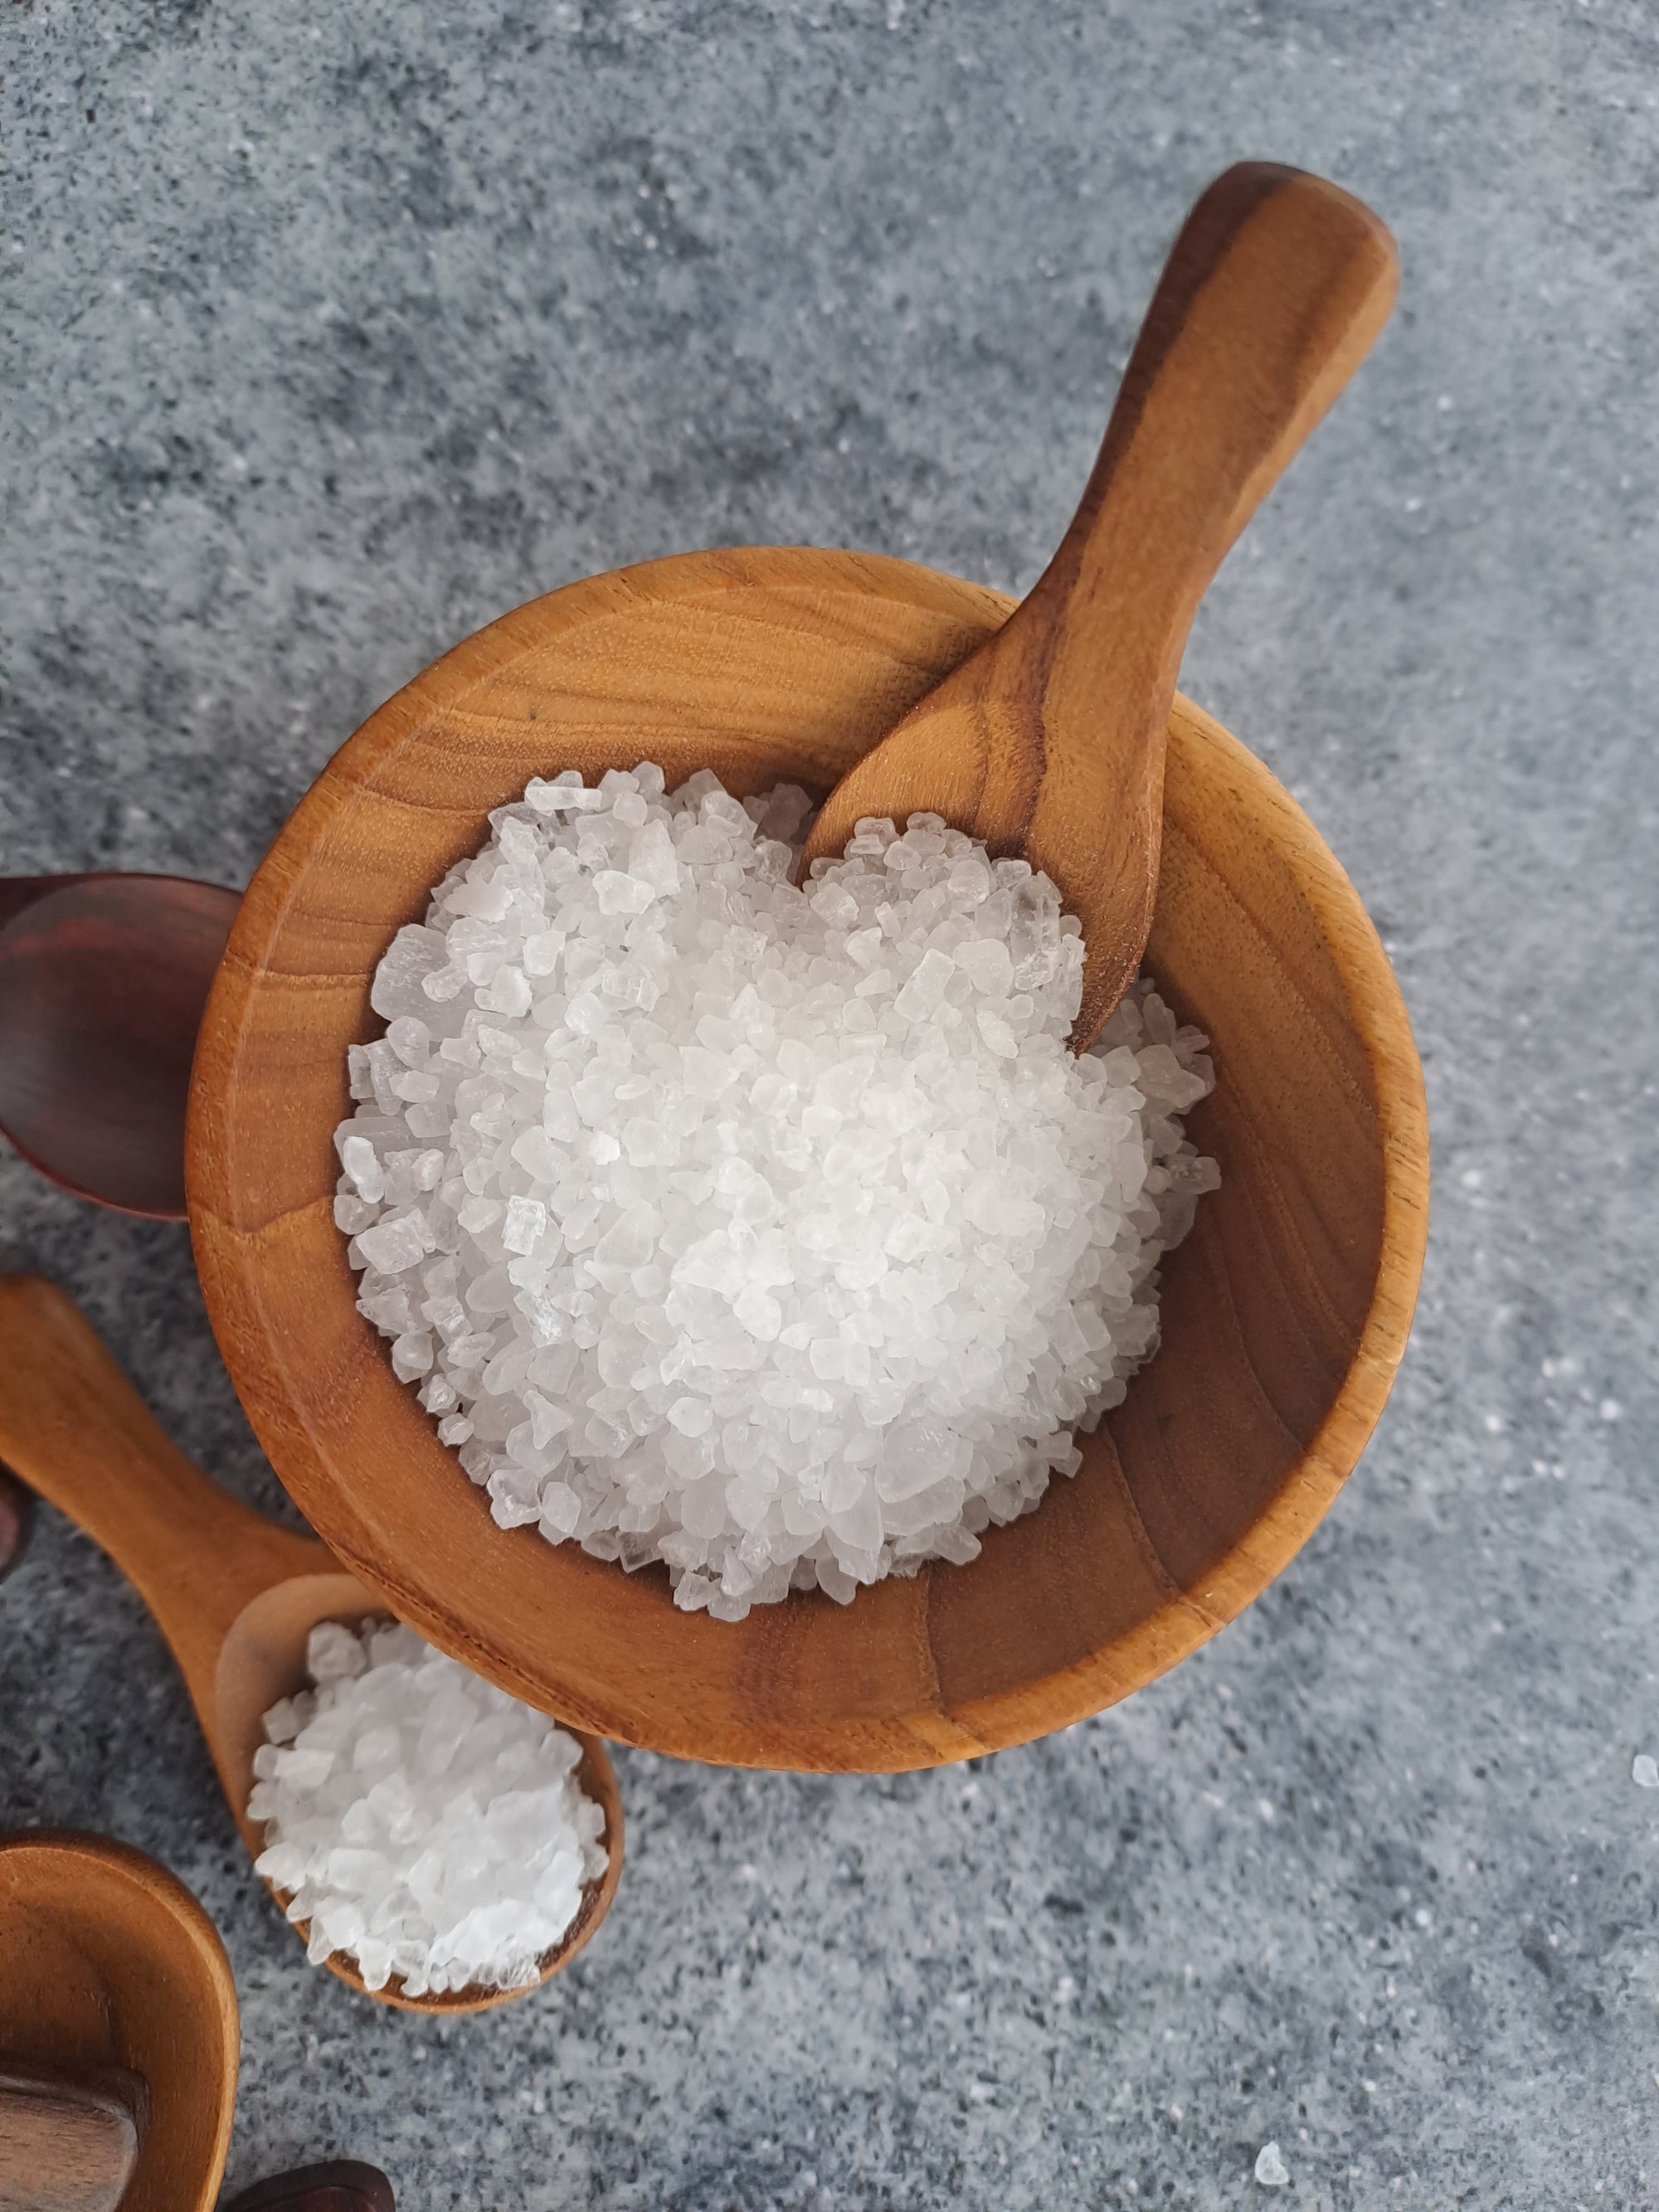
[{"x1": 5, "y1": 2, "x2": 1658, "y2": 2205}]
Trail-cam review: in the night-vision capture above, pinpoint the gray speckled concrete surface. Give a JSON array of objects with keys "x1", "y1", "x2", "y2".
[{"x1": 4, "y1": 2, "x2": 1657, "y2": 2205}]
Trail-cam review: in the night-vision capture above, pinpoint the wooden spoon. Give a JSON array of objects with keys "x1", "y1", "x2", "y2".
[
  {"x1": 0, "y1": 874, "x2": 239, "y2": 1217},
  {"x1": 222, "y1": 2161, "x2": 396, "y2": 2212},
  {"x1": 0, "y1": 1468, "x2": 32, "y2": 1586},
  {"x1": 0, "y1": 1274, "x2": 625, "y2": 2015},
  {"x1": 797, "y1": 162, "x2": 1399, "y2": 1046},
  {"x1": 0, "y1": 1829, "x2": 236, "y2": 2212},
  {"x1": 0, "y1": 2057, "x2": 148, "y2": 2212}
]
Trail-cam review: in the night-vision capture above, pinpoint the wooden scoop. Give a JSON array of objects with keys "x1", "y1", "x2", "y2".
[
  {"x1": 0, "y1": 1274, "x2": 624, "y2": 2015},
  {"x1": 0, "y1": 874, "x2": 239, "y2": 1217},
  {"x1": 0, "y1": 2057, "x2": 148, "y2": 2212},
  {"x1": 0, "y1": 1829, "x2": 236, "y2": 2212},
  {"x1": 797, "y1": 162, "x2": 1399, "y2": 1046},
  {"x1": 222, "y1": 2161, "x2": 396, "y2": 2212},
  {"x1": 0, "y1": 1468, "x2": 32, "y2": 1586}
]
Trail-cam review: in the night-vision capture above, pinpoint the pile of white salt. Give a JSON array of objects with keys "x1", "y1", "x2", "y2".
[{"x1": 333, "y1": 765, "x2": 1219, "y2": 1619}]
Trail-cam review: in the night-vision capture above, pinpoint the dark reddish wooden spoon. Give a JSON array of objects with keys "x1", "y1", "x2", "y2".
[
  {"x1": 0, "y1": 1467, "x2": 32, "y2": 1584},
  {"x1": 0, "y1": 875, "x2": 239, "y2": 1218},
  {"x1": 221, "y1": 2161, "x2": 395, "y2": 2212}
]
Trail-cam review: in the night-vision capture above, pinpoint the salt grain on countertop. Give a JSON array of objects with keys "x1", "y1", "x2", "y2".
[{"x1": 1254, "y1": 2142, "x2": 1291, "y2": 2186}]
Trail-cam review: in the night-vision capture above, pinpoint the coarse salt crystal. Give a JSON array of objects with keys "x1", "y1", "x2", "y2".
[
  {"x1": 501, "y1": 1195, "x2": 547, "y2": 1256},
  {"x1": 1254, "y1": 2142, "x2": 1290, "y2": 2187}
]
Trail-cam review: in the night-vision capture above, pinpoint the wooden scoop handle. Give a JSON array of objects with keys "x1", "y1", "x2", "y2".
[
  {"x1": 0, "y1": 1276, "x2": 326, "y2": 1710},
  {"x1": 797, "y1": 163, "x2": 1398, "y2": 1045},
  {"x1": 1028, "y1": 164, "x2": 1399, "y2": 654},
  {"x1": 990, "y1": 162, "x2": 1399, "y2": 1026}
]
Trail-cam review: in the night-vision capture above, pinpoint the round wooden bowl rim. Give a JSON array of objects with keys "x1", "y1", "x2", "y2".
[{"x1": 187, "y1": 545, "x2": 1429, "y2": 1772}]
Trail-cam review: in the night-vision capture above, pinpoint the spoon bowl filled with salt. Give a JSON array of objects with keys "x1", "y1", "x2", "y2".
[
  {"x1": 187, "y1": 169, "x2": 1428, "y2": 1772},
  {"x1": 0, "y1": 1276, "x2": 623, "y2": 2011}
]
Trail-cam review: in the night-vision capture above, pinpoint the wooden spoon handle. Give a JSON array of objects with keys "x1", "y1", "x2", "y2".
[
  {"x1": 1034, "y1": 163, "x2": 1399, "y2": 642},
  {"x1": 1005, "y1": 162, "x2": 1398, "y2": 1022},
  {"x1": 794, "y1": 165, "x2": 1396, "y2": 1049},
  {"x1": 0, "y1": 1276, "x2": 325, "y2": 1695}
]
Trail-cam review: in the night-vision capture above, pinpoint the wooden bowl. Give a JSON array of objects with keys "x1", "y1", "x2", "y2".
[
  {"x1": 187, "y1": 547, "x2": 1428, "y2": 1772},
  {"x1": 0, "y1": 1830, "x2": 238, "y2": 2212}
]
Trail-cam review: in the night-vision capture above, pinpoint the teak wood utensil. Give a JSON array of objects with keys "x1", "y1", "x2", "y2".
[
  {"x1": 798, "y1": 163, "x2": 1399, "y2": 1046},
  {"x1": 0, "y1": 1276, "x2": 624, "y2": 2013},
  {"x1": 188, "y1": 538, "x2": 1428, "y2": 1772},
  {"x1": 0, "y1": 2056, "x2": 148, "y2": 2212},
  {"x1": 0, "y1": 874, "x2": 239, "y2": 1217},
  {"x1": 0, "y1": 1469, "x2": 32, "y2": 1586},
  {"x1": 0, "y1": 1829, "x2": 236, "y2": 2212},
  {"x1": 221, "y1": 2160, "x2": 396, "y2": 2212}
]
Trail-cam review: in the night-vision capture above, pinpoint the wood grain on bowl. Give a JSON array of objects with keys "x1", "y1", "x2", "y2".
[{"x1": 187, "y1": 547, "x2": 1428, "y2": 1772}]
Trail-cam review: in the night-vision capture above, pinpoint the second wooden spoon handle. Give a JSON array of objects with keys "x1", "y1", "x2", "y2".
[{"x1": 0, "y1": 1276, "x2": 325, "y2": 1697}]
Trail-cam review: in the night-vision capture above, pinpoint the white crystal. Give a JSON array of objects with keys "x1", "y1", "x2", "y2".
[
  {"x1": 627, "y1": 819, "x2": 681, "y2": 895},
  {"x1": 810, "y1": 882, "x2": 860, "y2": 930},
  {"x1": 339, "y1": 1133, "x2": 386, "y2": 1203},
  {"x1": 975, "y1": 1007, "x2": 1019, "y2": 1059},
  {"x1": 1254, "y1": 2143, "x2": 1290, "y2": 2188},
  {"x1": 594, "y1": 869, "x2": 657, "y2": 916},
  {"x1": 354, "y1": 1212, "x2": 430, "y2": 1275},
  {"x1": 893, "y1": 946, "x2": 956, "y2": 1020},
  {"x1": 500, "y1": 1195, "x2": 547, "y2": 1257},
  {"x1": 308, "y1": 1620, "x2": 368, "y2": 1681}
]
